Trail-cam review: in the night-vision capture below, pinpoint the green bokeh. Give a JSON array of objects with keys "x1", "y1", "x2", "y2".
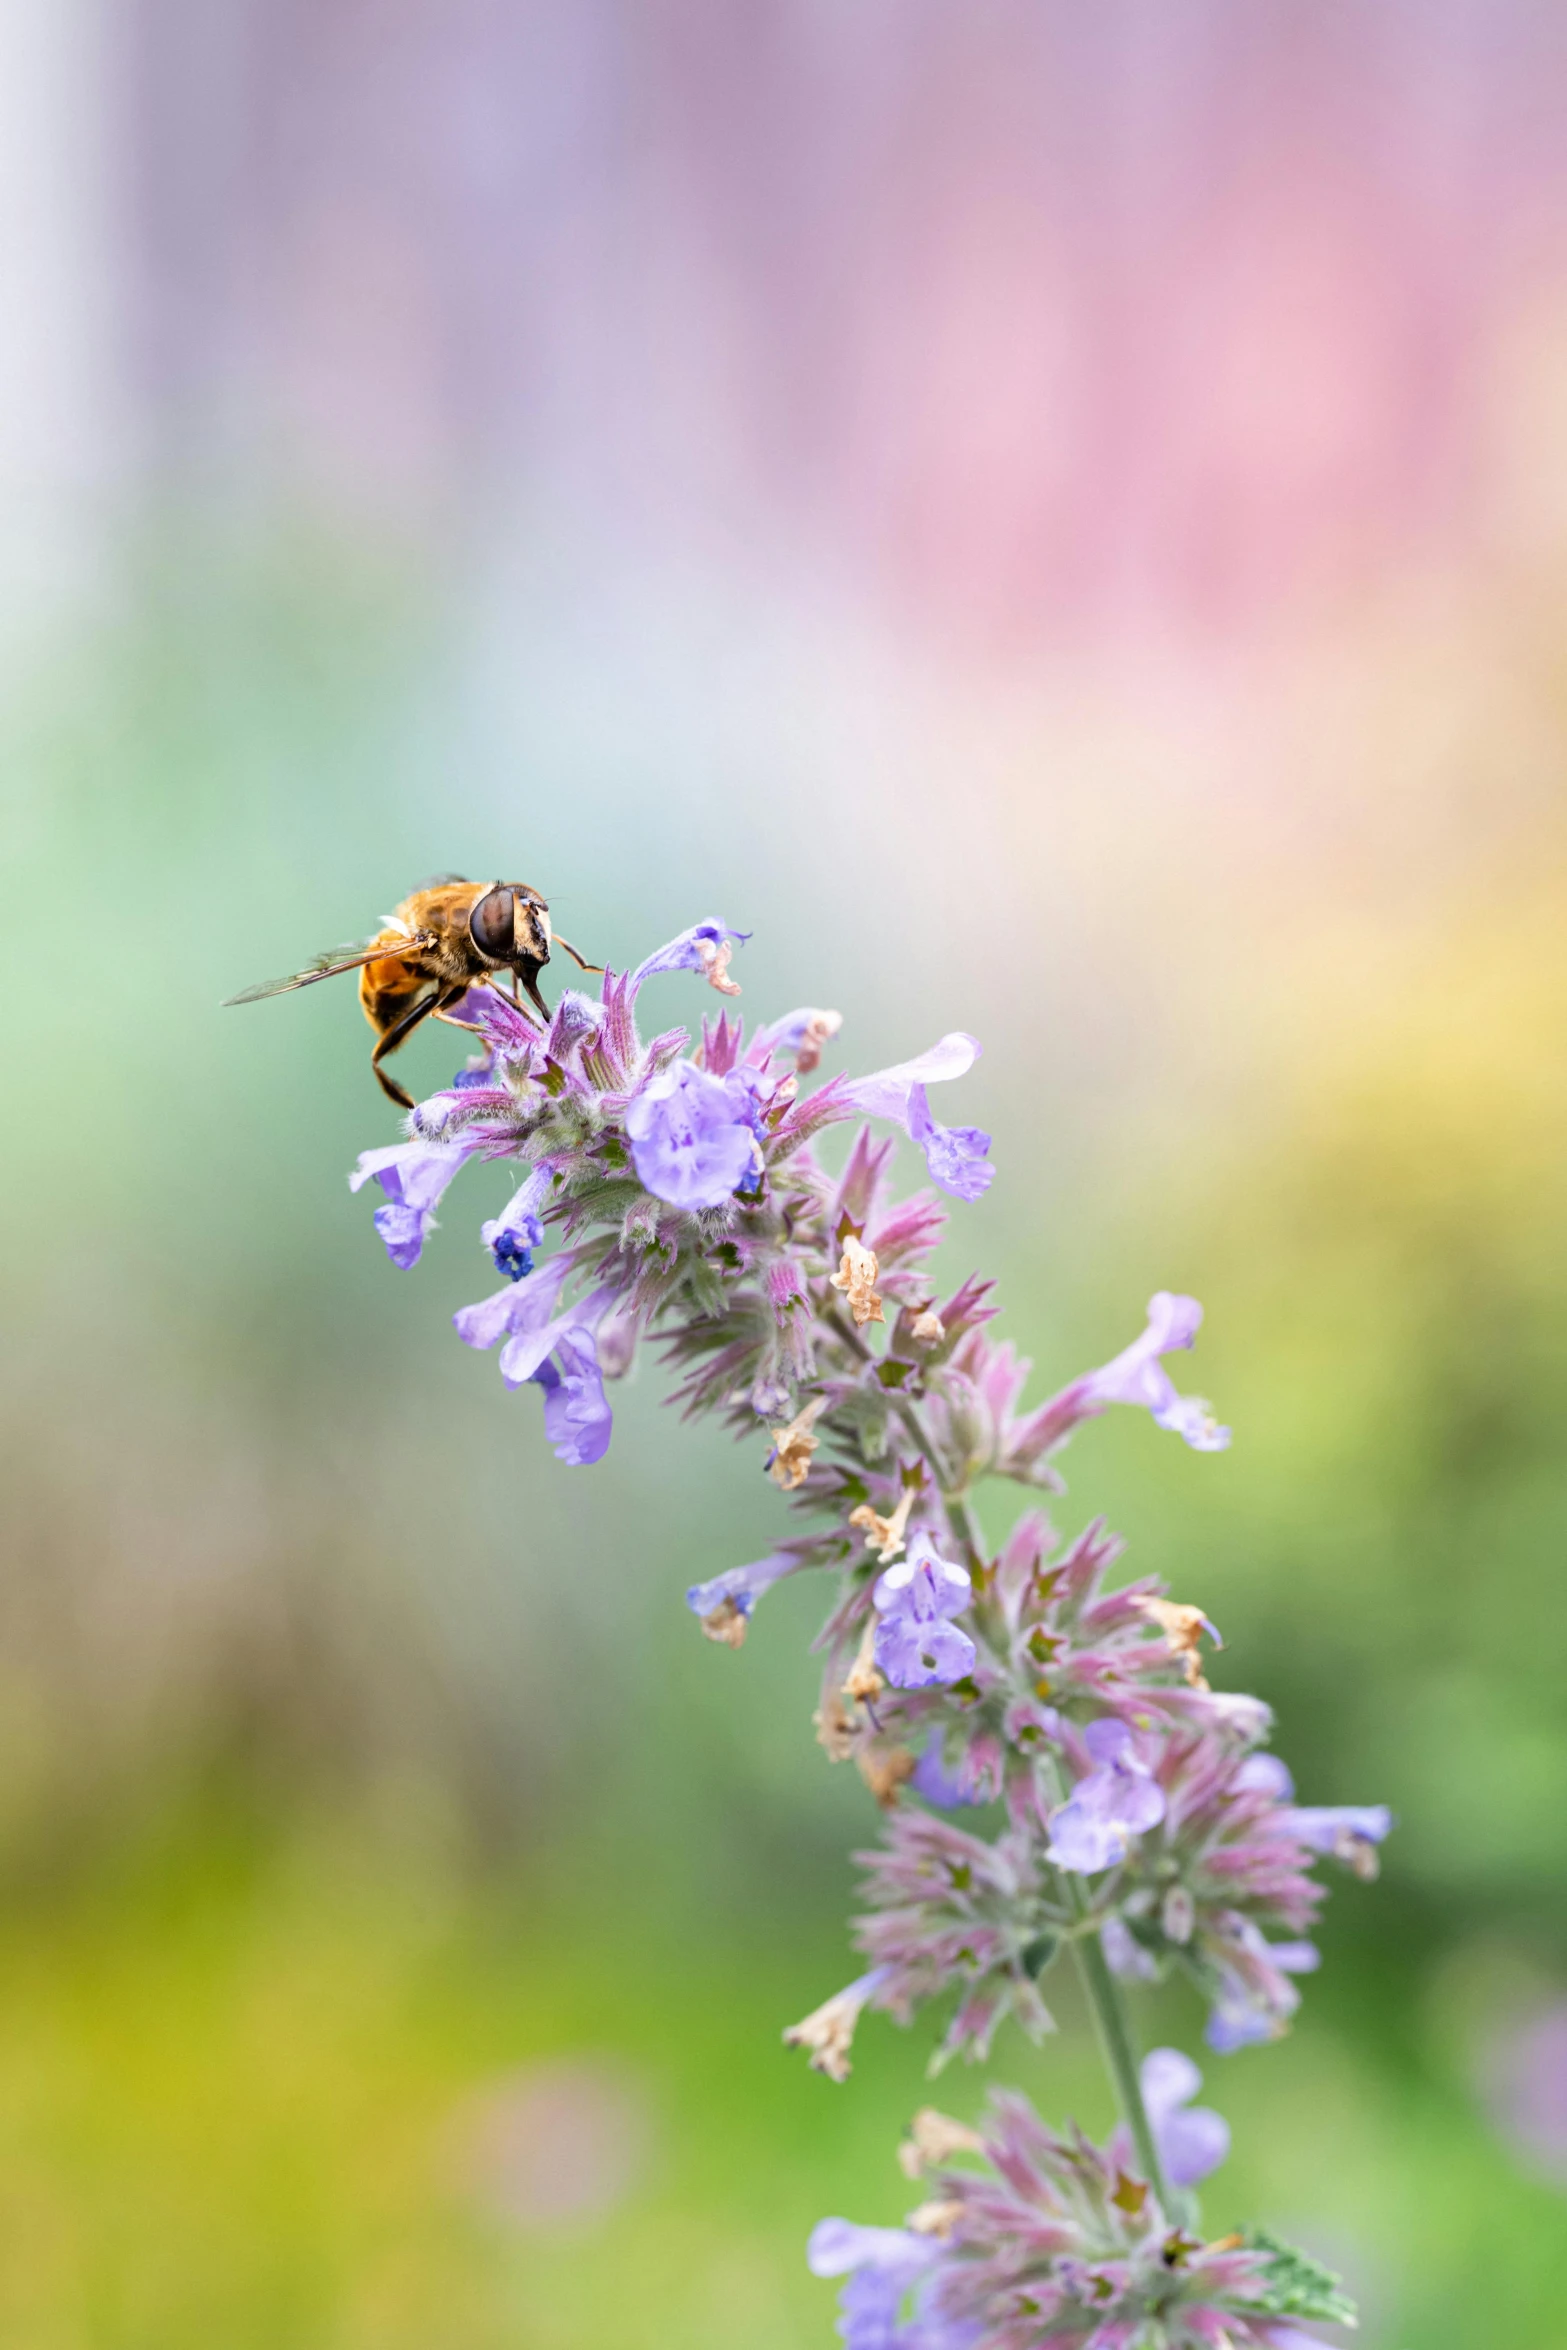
[{"x1": 2, "y1": 541, "x2": 1565, "y2": 2343}]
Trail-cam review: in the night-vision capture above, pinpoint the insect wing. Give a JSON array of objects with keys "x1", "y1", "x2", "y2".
[{"x1": 222, "y1": 936, "x2": 431, "y2": 1005}]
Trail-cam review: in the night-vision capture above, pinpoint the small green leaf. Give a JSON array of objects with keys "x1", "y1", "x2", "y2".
[
  {"x1": 1240, "y1": 2229, "x2": 1358, "y2": 2326},
  {"x1": 1020, "y1": 1932, "x2": 1060, "y2": 1979}
]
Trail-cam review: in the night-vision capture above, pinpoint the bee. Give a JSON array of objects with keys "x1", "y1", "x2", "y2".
[{"x1": 224, "y1": 876, "x2": 601, "y2": 1107}]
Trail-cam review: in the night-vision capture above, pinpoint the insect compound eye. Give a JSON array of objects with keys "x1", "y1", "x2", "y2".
[{"x1": 468, "y1": 886, "x2": 515, "y2": 960}]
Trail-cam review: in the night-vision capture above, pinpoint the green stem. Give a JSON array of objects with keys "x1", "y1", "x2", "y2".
[
  {"x1": 1034, "y1": 1751, "x2": 1181, "y2": 2219},
  {"x1": 931, "y1": 1473, "x2": 985, "y2": 1569},
  {"x1": 820, "y1": 1303, "x2": 979, "y2": 1561},
  {"x1": 892, "y1": 1394, "x2": 981, "y2": 1563},
  {"x1": 1070, "y1": 1912, "x2": 1175, "y2": 2213}
]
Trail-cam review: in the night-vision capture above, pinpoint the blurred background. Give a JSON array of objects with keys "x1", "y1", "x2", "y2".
[{"x1": 2, "y1": 1, "x2": 1567, "y2": 2342}]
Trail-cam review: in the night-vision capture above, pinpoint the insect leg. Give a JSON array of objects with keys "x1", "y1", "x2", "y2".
[
  {"x1": 370, "y1": 986, "x2": 456, "y2": 1108},
  {"x1": 553, "y1": 932, "x2": 605, "y2": 976}
]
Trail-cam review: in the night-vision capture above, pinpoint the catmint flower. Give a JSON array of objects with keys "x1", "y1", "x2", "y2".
[
  {"x1": 1140, "y1": 2046, "x2": 1230, "y2": 2186},
  {"x1": 1083, "y1": 1291, "x2": 1230, "y2": 1449},
  {"x1": 767, "y1": 1395, "x2": 828, "y2": 1489},
  {"x1": 851, "y1": 1808, "x2": 1058, "y2": 2067},
  {"x1": 901, "y1": 2091, "x2": 1357, "y2": 2346},
  {"x1": 784, "y1": 1968, "x2": 890, "y2": 2082},
  {"x1": 1094, "y1": 1724, "x2": 1380, "y2": 2050},
  {"x1": 623, "y1": 1060, "x2": 760, "y2": 1209},
  {"x1": 454, "y1": 1251, "x2": 569, "y2": 1355},
  {"x1": 873, "y1": 1536, "x2": 976, "y2": 1689},
  {"x1": 752, "y1": 1004, "x2": 843, "y2": 1073},
  {"x1": 898, "y1": 2108, "x2": 986, "y2": 2178},
  {"x1": 481, "y1": 1167, "x2": 551, "y2": 1281},
  {"x1": 491, "y1": 1230, "x2": 536, "y2": 1280},
  {"x1": 337, "y1": 911, "x2": 1385, "y2": 2325},
  {"x1": 1205, "y1": 1930, "x2": 1320, "y2": 2053},
  {"x1": 545, "y1": 988, "x2": 604, "y2": 1054},
  {"x1": 849, "y1": 1485, "x2": 916, "y2": 1565},
  {"x1": 685, "y1": 1549, "x2": 804, "y2": 1645},
  {"x1": 1013, "y1": 1291, "x2": 1230, "y2": 1461},
  {"x1": 909, "y1": 1733, "x2": 981, "y2": 1810},
  {"x1": 349, "y1": 1136, "x2": 476, "y2": 1268},
  {"x1": 832, "y1": 1236, "x2": 885, "y2": 1328},
  {"x1": 1101, "y1": 1915, "x2": 1160, "y2": 1982},
  {"x1": 1286, "y1": 1803, "x2": 1394, "y2": 1879},
  {"x1": 844, "y1": 1620, "x2": 887, "y2": 1704},
  {"x1": 1134, "y1": 1594, "x2": 1223, "y2": 1687},
  {"x1": 629, "y1": 917, "x2": 749, "y2": 995},
  {"x1": 1232, "y1": 1752, "x2": 1296, "y2": 1799},
  {"x1": 455, "y1": 1258, "x2": 617, "y2": 1388},
  {"x1": 842, "y1": 1033, "x2": 994, "y2": 1202},
  {"x1": 531, "y1": 1328, "x2": 612, "y2": 1466},
  {"x1": 1044, "y1": 1719, "x2": 1166, "y2": 1872},
  {"x1": 807, "y1": 2218, "x2": 937, "y2": 2285},
  {"x1": 806, "y1": 2220, "x2": 949, "y2": 2350}
]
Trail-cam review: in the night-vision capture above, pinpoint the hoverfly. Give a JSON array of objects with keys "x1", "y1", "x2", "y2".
[{"x1": 224, "y1": 876, "x2": 601, "y2": 1107}]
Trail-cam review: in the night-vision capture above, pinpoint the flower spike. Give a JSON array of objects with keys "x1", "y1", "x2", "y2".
[{"x1": 335, "y1": 911, "x2": 1385, "y2": 2323}]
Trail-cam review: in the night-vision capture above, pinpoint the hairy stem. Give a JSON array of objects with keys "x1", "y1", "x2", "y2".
[
  {"x1": 818, "y1": 1303, "x2": 982, "y2": 1563},
  {"x1": 1070, "y1": 1912, "x2": 1176, "y2": 2214},
  {"x1": 1034, "y1": 1751, "x2": 1178, "y2": 2216},
  {"x1": 934, "y1": 1477, "x2": 987, "y2": 1569}
]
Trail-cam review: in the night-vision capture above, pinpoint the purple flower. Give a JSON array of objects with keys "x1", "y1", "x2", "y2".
[
  {"x1": 750, "y1": 1004, "x2": 843, "y2": 1073},
  {"x1": 1101, "y1": 1916, "x2": 1160, "y2": 1982},
  {"x1": 1082, "y1": 1292, "x2": 1231, "y2": 1450},
  {"x1": 429, "y1": 984, "x2": 543, "y2": 1077},
  {"x1": 1204, "y1": 2002, "x2": 1277, "y2": 2054},
  {"x1": 1286, "y1": 1804, "x2": 1393, "y2": 1878},
  {"x1": 629, "y1": 918, "x2": 750, "y2": 995},
  {"x1": 843, "y1": 1033, "x2": 993, "y2": 1202},
  {"x1": 808, "y1": 2220, "x2": 935, "y2": 2284},
  {"x1": 685, "y1": 1550, "x2": 801, "y2": 1628},
  {"x1": 531, "y1": 1327, "x2": 613, "y2": 1466},
  {"x1": 545, "y1": 988, "x2": 604, "y2": 1055},
  {"x1": 454, "y1": 1257, "x2": 617, "y2": 1389},
  {"x1": 910, "y1": 1733, "x2": 980, "y2": 1810},
  {"x1": 481, "y1": 1167, "x2": 551, "y2": 1282},
  {"x1": 455, "y1": 1250, "x2": 569, "y2": 1359},
  {"x1": 349, "y1": 1136, "x2": 476, "y2": 1268},
  {"x1": 1140, "y1": 2047, "x2": 1230, "y2": 2186},
  {"x1": 872, "y1": 1535, "x2": 976, "y2": 1689},
  {"x1": 1017, "y1": 1292, "x2": 1231, "y2": 1460},
  {"x1": 807, "y1": 2220, "x2": 943, "y2": 2350},
  {"x1": 1205, "y1": 1935, "x2": 1320, "y2": 2053},
  {"x1": 1231, "y1": 1753, "x2": 1295, "y2": 1799},
  {"x1": 1045, "y1": 1719, "x2": 1166, "y2": 1873},
  {"x1": 624, "y1": 1061, "x2": 761, "y2": 1210}
]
